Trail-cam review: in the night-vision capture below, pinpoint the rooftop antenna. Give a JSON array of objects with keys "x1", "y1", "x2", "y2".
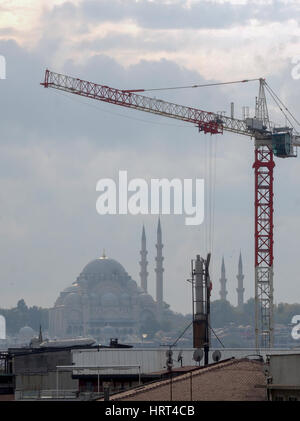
[
  {"x1": 177, "y1": 351, "x2": 183, "y2": 367},
  {"x1": 190, "y1": 253, "x2": 211, "y2": 366},
  {"x1": 231, "y1": 102, "x2": 234, "y2": 119},
  {"x1": 255, "y1": 78, "x2": 270, "y2": 129}
]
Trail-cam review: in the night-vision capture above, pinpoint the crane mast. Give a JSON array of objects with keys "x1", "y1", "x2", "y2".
[
  {"x1": 254, "y1": 80, "x2": 274, "y2": 348},
  {"x1": 253, "y1": 143, "x2": 274, "y2": 348},
  {"x1": 41, "y1": 70, "x2": 299, "y2": 349}
]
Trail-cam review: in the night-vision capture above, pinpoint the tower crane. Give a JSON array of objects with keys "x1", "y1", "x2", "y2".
[{"x1": 41, "y1": 69, "x2": 300, "y2": 349}]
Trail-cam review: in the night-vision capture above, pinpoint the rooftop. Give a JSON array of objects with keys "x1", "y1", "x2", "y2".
[{"x1": 100, "y1": 358, "x2": 267, "y2": 401}]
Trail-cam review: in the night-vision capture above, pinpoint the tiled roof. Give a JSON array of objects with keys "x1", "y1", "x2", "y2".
[{"x1": 100, "y1": 358, "x2": 266, "y2": 401}]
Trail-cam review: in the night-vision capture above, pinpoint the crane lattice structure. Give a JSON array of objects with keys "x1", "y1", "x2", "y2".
[{"x1": 41, "y1": 69, "x2": 300, "y2": 349}]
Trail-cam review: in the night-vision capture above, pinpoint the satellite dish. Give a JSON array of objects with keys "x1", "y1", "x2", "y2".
[
  {"x1": 166, "y1": 349, "x2": 173, "y2": 369},
  {"x1": 212, "y1": 350, "x2": 221, "y2": 362},
  {"x1": 193, "y1": 348, "x2": 203, "y2": 363}
]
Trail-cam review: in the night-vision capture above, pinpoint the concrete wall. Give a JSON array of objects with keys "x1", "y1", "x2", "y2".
[
  {"x1": 15, "y1": 371, "x2": 77, "y2": 391},
  {"x1": 269, "y1": 354, "x2": 300, "y2": 386},
  {"x1": 269, "y1": 389, "x2": 300, "y2": 401},
  {"x1": 72, "y1": 347, "x2": 300, "y2": 376},
  {"x1": 13, "y1": 349, "x2": 72, "y2": 374},
  {"x1": 13, "y1": 349, "x2": 78, "y2": 393}
]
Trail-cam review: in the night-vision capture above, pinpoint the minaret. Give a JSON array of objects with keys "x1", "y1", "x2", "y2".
[
  {"x1": 38, "y1": 325, "x2": 43, "y2": 343},
  {"x1": 219, "y1": 256, "x2": 228, "y2": 301},
  {"x1": 139, "y1": 225, "x2": 148, "y2": 292},
  {"x1": 155, "y1": 218, "x2": 164, "y2": 316},
  {"x1": 236, "y1": 251, "x2": 245, "y2": 310}
]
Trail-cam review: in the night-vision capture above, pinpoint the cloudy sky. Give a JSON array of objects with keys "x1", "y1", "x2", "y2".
[{"x1": 0, "y1": 0, "x2": 300, "y2": 314}]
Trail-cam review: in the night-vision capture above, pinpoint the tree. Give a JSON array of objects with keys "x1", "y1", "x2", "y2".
[
  {"x1": 0, "y1": 300, "x2": 49, "y2": 335},
  {"x1": 17, "y1": 299, "x2": 28, "y2": 312},
  {"x1": 210, "y1": 300, "x2": 236, "y2": 327}
]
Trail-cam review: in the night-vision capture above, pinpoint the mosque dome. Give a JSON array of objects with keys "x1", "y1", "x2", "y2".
[
  {"x1": 80, "y1": 257, "x2": 128, "y2": 283},
  {"x1": 101, "y1": 292, "x2": 119, "y2": 307},
  {"x1": 19, "y1": 326, "x2": 35, "y2": 340},
  {"x1": 139, "y1": 293, "x2": 155, "y2": 306}
]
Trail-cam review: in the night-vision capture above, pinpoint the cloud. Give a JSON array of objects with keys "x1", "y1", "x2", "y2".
[
  {"x1": 66, "y1": 0, "x2": 300, "y2": 30},
  {"x1": 1, "y1": 1, "x2": 300, "y2": 79},
  {"x1": 31, "y1": 1, "x2": 300, "y2": 81}
]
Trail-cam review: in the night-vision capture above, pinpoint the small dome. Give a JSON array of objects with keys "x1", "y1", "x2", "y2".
[
  {"x1": 78, "y1": 278, "x2": 88, "y2": 287},
  {"x1": 19, "y1": 326, "x2": 35, "y2": 340},
  {"x1": 126, "y1": 278, "x2": 138, "y2": 292},
  {"x1": 55, "y1": 296, "x2": 64, "y2": 306},
  {"x1": 139, "y1": 293, "x2": 154, "y2": 306},
  {"x1": 64, "y1": 292, "x2": 81, "y2": 307},
  {"x1": 63, "y1": 285, "x2": 79, "y2": 294},
  {"x1": 101, "y1": 293, "x2": 119, "y2": 307}
]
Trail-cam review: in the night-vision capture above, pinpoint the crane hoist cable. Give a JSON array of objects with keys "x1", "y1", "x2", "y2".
[
  {"x1": 202, "y1": 132, "x2": 217, "y2": 263},
  {"x1": 265, "y1": 85, "x2": 298, "y2": 133},
  {"x1": 264, "y1": 81, "x2": 300, "y2": 130},
  {"x1": 210, "y1": 134, "x2": 218, "y2": 283}
]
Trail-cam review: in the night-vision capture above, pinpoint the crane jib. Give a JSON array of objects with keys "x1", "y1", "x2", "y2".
[{"x1": 41, "y1": 69, "x2": 253, "y2": 137}]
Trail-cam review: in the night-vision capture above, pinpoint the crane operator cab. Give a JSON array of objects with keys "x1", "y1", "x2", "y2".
[{"x1": 271, "y1": 128, "x2": 296, "y2": 158}]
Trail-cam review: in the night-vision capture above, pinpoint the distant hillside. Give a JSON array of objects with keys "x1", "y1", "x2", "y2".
[
  {"x1": 0, "y1": 299, "x2": 48, "y2": 335},
  {"x1": 211, "y1": 298, "x2": 300, "y2": 327},
  {"x1": 0, "y1": 298, "x2": 299, "y2": 336}
]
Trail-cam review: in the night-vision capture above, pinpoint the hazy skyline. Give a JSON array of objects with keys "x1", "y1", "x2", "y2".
[{"x1": 0, "y1": 0, "x2": 299, "y2": 314}]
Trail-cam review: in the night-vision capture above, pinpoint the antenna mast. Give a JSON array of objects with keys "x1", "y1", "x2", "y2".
[
  {"x1": 256, "y1": 78, "x2": 270, "y2": 129},
  {"x1": 191, "y1": 253, "x2": 211, "y2": 365}
]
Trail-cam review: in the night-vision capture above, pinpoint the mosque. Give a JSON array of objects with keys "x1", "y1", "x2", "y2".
[
  {"x1": 49, "y1": 219, "x2": 168, "y2": 341},
  {"x1": 49, "y1": 217, "x2": 246, "y2": 342}
]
